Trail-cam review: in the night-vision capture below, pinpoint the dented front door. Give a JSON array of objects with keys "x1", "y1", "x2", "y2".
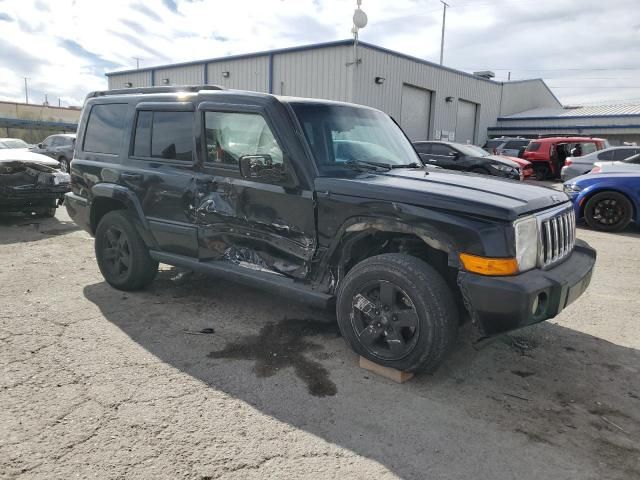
[{"x1": 193, "y1": 108, "x2": 316, "y2": 279}]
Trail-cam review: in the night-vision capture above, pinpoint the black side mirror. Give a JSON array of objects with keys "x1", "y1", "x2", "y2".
[
  {"x1": 37, "y1": 143, "x2": 43, "y2": 149},
  {"x1": 239, "y1": 154, "x2": 284, "y2": 180}
]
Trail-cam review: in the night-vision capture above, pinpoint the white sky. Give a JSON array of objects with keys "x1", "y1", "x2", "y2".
[{"x1": 1, "y1": 0, "x2": 639, "y2": 107}]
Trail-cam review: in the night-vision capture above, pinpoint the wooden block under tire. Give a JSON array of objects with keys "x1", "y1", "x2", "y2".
[{"x1": 359, "y1": 356, "x2": 414, "y2": 383}]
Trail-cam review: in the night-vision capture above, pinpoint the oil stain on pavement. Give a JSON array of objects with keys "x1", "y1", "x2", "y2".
[{"x1": 208, "y1": 318, "x2": 340, "y2": 397}]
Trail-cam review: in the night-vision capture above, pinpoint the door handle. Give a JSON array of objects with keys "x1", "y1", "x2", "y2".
[
  {"x1": 121, "y1": 172, "x2": 143, "y2": 182},
  {"x1": 428, "y1": 159, "x2": 437, "y2": 162}
]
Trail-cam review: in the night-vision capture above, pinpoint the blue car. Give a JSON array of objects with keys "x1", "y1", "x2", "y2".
[{"x1": 563, "y1": 172, "x2": 640, "y2": 232}]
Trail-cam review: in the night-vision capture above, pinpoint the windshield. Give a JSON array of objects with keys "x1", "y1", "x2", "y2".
[
  {"x1": 290, "y1": 103, "x2": 420, "y2": 172},
  {"x1": 453, "y1": 143, "x2": 490, "y2": 157},
  {"x1": 2, "y1": 139, "x2": 28, "y2": 148}
]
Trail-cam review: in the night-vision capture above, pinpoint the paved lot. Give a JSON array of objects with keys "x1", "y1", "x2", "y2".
[{"x1": 1, "y1": 205, "x2": 639, "y2": 479}]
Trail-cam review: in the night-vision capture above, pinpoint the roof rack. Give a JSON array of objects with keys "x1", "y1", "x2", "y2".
[{"x1": 87, "y1": 85, "x2": 224, "y2": 99}]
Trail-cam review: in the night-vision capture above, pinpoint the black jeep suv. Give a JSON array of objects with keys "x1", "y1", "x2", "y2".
[{"x1": 66, "y1": 86, "x2": 596, "y2": 374}]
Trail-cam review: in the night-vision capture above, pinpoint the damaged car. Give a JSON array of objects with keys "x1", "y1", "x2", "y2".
[
  {"x1": 0, "y1": 150, "x2": 70, "y2": 217},
  {"x1": 65, "y1": 86, "x2": 596, "y2": 374}
]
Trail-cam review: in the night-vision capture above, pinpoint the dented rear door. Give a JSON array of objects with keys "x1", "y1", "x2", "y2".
[{"x1": 194, "y1": 104, "x2": 316, "y2": 279}]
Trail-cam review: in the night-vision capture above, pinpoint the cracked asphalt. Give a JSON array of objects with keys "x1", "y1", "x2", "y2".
[{"x1": 1, "y1": 208, "x2": 639, "y2": 479}]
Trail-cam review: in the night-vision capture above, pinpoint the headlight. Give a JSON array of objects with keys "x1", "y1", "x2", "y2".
[
  {"x1": 494, "y1": 164, "x2": 515, "y2": 172},
  {"x1": 514, "y1": 216, "x2": 538, "y2": 272},
  {"x1": 563, "y1": 183, "x2": 582, "y2": 194}
]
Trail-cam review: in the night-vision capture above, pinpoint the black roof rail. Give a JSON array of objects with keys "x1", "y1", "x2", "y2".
[{"x1": 86, "y1": 85, "x2": 224, "y2": 99}]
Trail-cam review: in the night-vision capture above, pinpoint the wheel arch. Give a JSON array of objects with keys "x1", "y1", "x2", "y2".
[
  {"x1": 320, "y1": 217, "x2": 461, "y2": 296},
  {"x1": 90, "y1": 183, "x2": 157, "y2": 248},
  {"x1": 578, "y1": 186, "x2": 637, "y2": 220}
]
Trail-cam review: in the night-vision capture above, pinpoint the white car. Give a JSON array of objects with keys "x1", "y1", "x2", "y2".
[
  {"x1": 0, "y1": 138, "x2": 31, "y2": 150},
  {"x1": 592, "y1": 153, "x2": 640, "y2": 174}
]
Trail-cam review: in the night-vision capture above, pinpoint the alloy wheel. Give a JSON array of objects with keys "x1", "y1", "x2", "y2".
[{"x1": 351, "y1": 280, "x2": 420, "y2": 360}]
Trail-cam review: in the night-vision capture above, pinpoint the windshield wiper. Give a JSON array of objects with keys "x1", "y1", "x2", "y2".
[
  {"x1": 389, "y1": 162, "x2": 423, "y2": 169},
  {"x1": 344, "y1": 160, "x2": 391, "y2": 171}
]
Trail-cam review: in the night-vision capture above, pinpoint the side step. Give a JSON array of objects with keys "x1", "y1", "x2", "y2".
[{"x1": 149, "y1": 250, "x2": 335, "y2": 309}]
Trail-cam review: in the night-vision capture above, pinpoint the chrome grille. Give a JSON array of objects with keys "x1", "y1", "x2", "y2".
[{"x1": 538, "y1": 206, "x2": 576, "y2": 268}]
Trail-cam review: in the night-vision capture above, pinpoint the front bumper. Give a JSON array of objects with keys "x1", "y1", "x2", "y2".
[
  {"x1": 0, "y1": 186, "x2": 69, "y2": 212},
  {"x1": 458, "y1": 239, "x2": 596, "y2": 337}
]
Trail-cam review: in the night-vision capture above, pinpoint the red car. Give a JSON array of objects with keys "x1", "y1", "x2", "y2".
[{"x1": 523, "y1": 137, "x2": 608, "y2": 180}]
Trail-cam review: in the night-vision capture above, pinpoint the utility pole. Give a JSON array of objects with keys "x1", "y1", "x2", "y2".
[
  {"x1": 23, "y1": 77, "x2": 29, "y2": 104},
  {"x1": 439, "y1": 1, "x2": 449, "y2": 65},
  {"x1": 133, "y1": 57, "x2": 142, "y2": 69}
]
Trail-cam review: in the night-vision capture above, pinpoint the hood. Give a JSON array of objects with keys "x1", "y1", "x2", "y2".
[
  {"x1": 497, "y1": 155, "x2": 531, "y2": 168},
  {"x1": 485, "y1": 155, "x2": 520, "y2": 168},
  {"x1": 0, "y1": 150, "x2": 60, "y2": 167},
  {"x1": 315, "y1": 168, "x2": 569, "y2": 221}
]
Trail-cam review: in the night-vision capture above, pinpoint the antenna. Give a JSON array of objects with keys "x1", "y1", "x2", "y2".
[{"x1": 352, "y1": 0, "x2": 368, "y2": 67}]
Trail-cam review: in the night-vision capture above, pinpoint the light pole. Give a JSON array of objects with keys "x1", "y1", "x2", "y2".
[
  {"x1": 24, "y1": 77, "x2": 29, "y2": 104},
  {"x1": 439, "y1": 1, "x2": 449, "y2": 65}
]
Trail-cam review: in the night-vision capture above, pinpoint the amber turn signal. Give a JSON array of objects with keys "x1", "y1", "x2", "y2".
[{"x1": 459, "y1": 253, "x2": 519, "y2": 276}]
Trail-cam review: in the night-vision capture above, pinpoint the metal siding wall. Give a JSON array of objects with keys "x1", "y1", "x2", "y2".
[
  {"x1": 272, "y1": 46, "x2": 353, "y2": 101},
  {"x1": 108, "y1": 71, "x2": 152, "y2": 89},
  {"x1": 500, "y1": 81, "x2": 561, "y2": 116},
  {"x1": 352, "y1": 47, "x2": 502, "y2": 145},
  {"x1": 206, "y1": 56, "x2": 269, "y2": 92},
  {"x1": 154, "y1": 64, "x2": 204, "y2": 85}
]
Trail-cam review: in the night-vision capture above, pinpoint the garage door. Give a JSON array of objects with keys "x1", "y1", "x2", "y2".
[
  {"x1": 400, "y1": 84, "x2": 431, "y2": 141},
  {"x1": 456, "y1": 100, "x2": 477, "y2": 144}
]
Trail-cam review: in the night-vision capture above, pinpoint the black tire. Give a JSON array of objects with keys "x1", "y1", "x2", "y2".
[
  {"x1": 41, "y1": 207, "x2": 56, "y2": 218},
  {"x1": 59, "y1": 156, "x2": 70, "y2": 173},
  {"x1": 95, "y1": 210, "x2": 158, "y2": 290},
  {"x1": 534, "y1": 164, "x2": 549, "y2": 180},
  {"x1": 470, "y1": 167, "x2": 489, "y2": 175},
  {"x1": 584, "y1": 191, "x2": 633, "y2": 232},
  {"x1": 336, "y1": 253, "x2": 458, "y2": 373}
]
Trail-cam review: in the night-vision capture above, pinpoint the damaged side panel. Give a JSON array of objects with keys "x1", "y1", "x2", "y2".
[{"x1": 194, "y1": 175, "x2": 316, "y2": 278}]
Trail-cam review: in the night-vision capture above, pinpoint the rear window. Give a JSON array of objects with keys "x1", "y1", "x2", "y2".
[
  {"x1": 611, "y1": 148, "x2": 636, "y2": 161},
  {"x1": 484, "y1": 139, "x2": 503, "y2": 149},
  {"x1": 83, "y1": 103, "x2": 128, "y2": 155},
  {"x1": 526, "y1": 142, "x2": 541, "y2": 152},
  {"x1": 505, "y1": 140, "x2": 529, "y2": 148}
]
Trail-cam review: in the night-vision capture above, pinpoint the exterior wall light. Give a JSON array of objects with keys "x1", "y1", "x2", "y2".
[
  {"x1": 222, "y1": 71, "x2": 230, "y2": 78},
  {"x1": 124, "y1": 82, "x2": 132, "y2": 88},
  {"x1": 162, "y1": 78, "x2": 170, "y2": 84},
  {"x1": 445, "y1": 96, "x2": 455, "y2": 102},
  {"x1": 375, "y1": 76, "x2": 385, "y2": 84}
]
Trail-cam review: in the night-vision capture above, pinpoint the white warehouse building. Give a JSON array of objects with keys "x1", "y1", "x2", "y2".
[{"x1": 106, "y1": 39, "x2": 562, "y2": 146}]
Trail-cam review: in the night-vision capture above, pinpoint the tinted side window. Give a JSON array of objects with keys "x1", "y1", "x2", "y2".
[
  {"x1": 151, "y1": 112, "x2": 193, "y2": 161},
  {"x1": 431, "y1": 144, "x2": 453, "y2": 156},
  {"x1": 414, "y1": 143, "x2": 431, "y2": 154},
  {"x1": 204, "y1": 111, "x2": 283, "y2": 166},
  {"x1": 612, "y1": 148, "x2": 635, "y2": 161},
  {"x1": 597, "y1": 150, "x2": 613, "y2": 160},
  {"x1": 83, "y1": 103, "x2": 128, "y2": 155},
  {"x1": 505, "y1": 140, "x2": 529, "y2": 149},
  {"x1": 625, "y1": 154, "x2": 640, "y2": 164},
  {"x1": 526, "y1": 142, "x2": 541, "y2": 152},
  {"x1": 133, "y1": 111, "x2": 152, "y2": 157}
]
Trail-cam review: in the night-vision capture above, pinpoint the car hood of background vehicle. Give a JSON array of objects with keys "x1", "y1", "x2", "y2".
[
  {"x1": 485, "y1": 155, "x2": 520, "y2": 168},
  {"x1": 0, "y1": 150, "x2": 60, "y2": 167},
  {"x1": 316, "y1": 169, "x2": 568, "y2": 221},
  {"x1": 498, "y1": 155, "x2": 531, "y2": 169}
]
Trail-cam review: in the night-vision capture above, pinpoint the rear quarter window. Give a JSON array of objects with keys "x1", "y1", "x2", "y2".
[
  {"x1": 526, "y1": 142, "x2": 541, "y2": 152},
  {"x1": 83, "y1": 103, "x2": 128, "y2": 155}
]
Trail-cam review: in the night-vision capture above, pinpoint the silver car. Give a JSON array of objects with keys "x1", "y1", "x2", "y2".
[
  {"x1": 561, "y1": 146, "x2": 640, "y2": 181},
  {"x1": 592, "y1": 153, "x2": 640, "y2": 174}
]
